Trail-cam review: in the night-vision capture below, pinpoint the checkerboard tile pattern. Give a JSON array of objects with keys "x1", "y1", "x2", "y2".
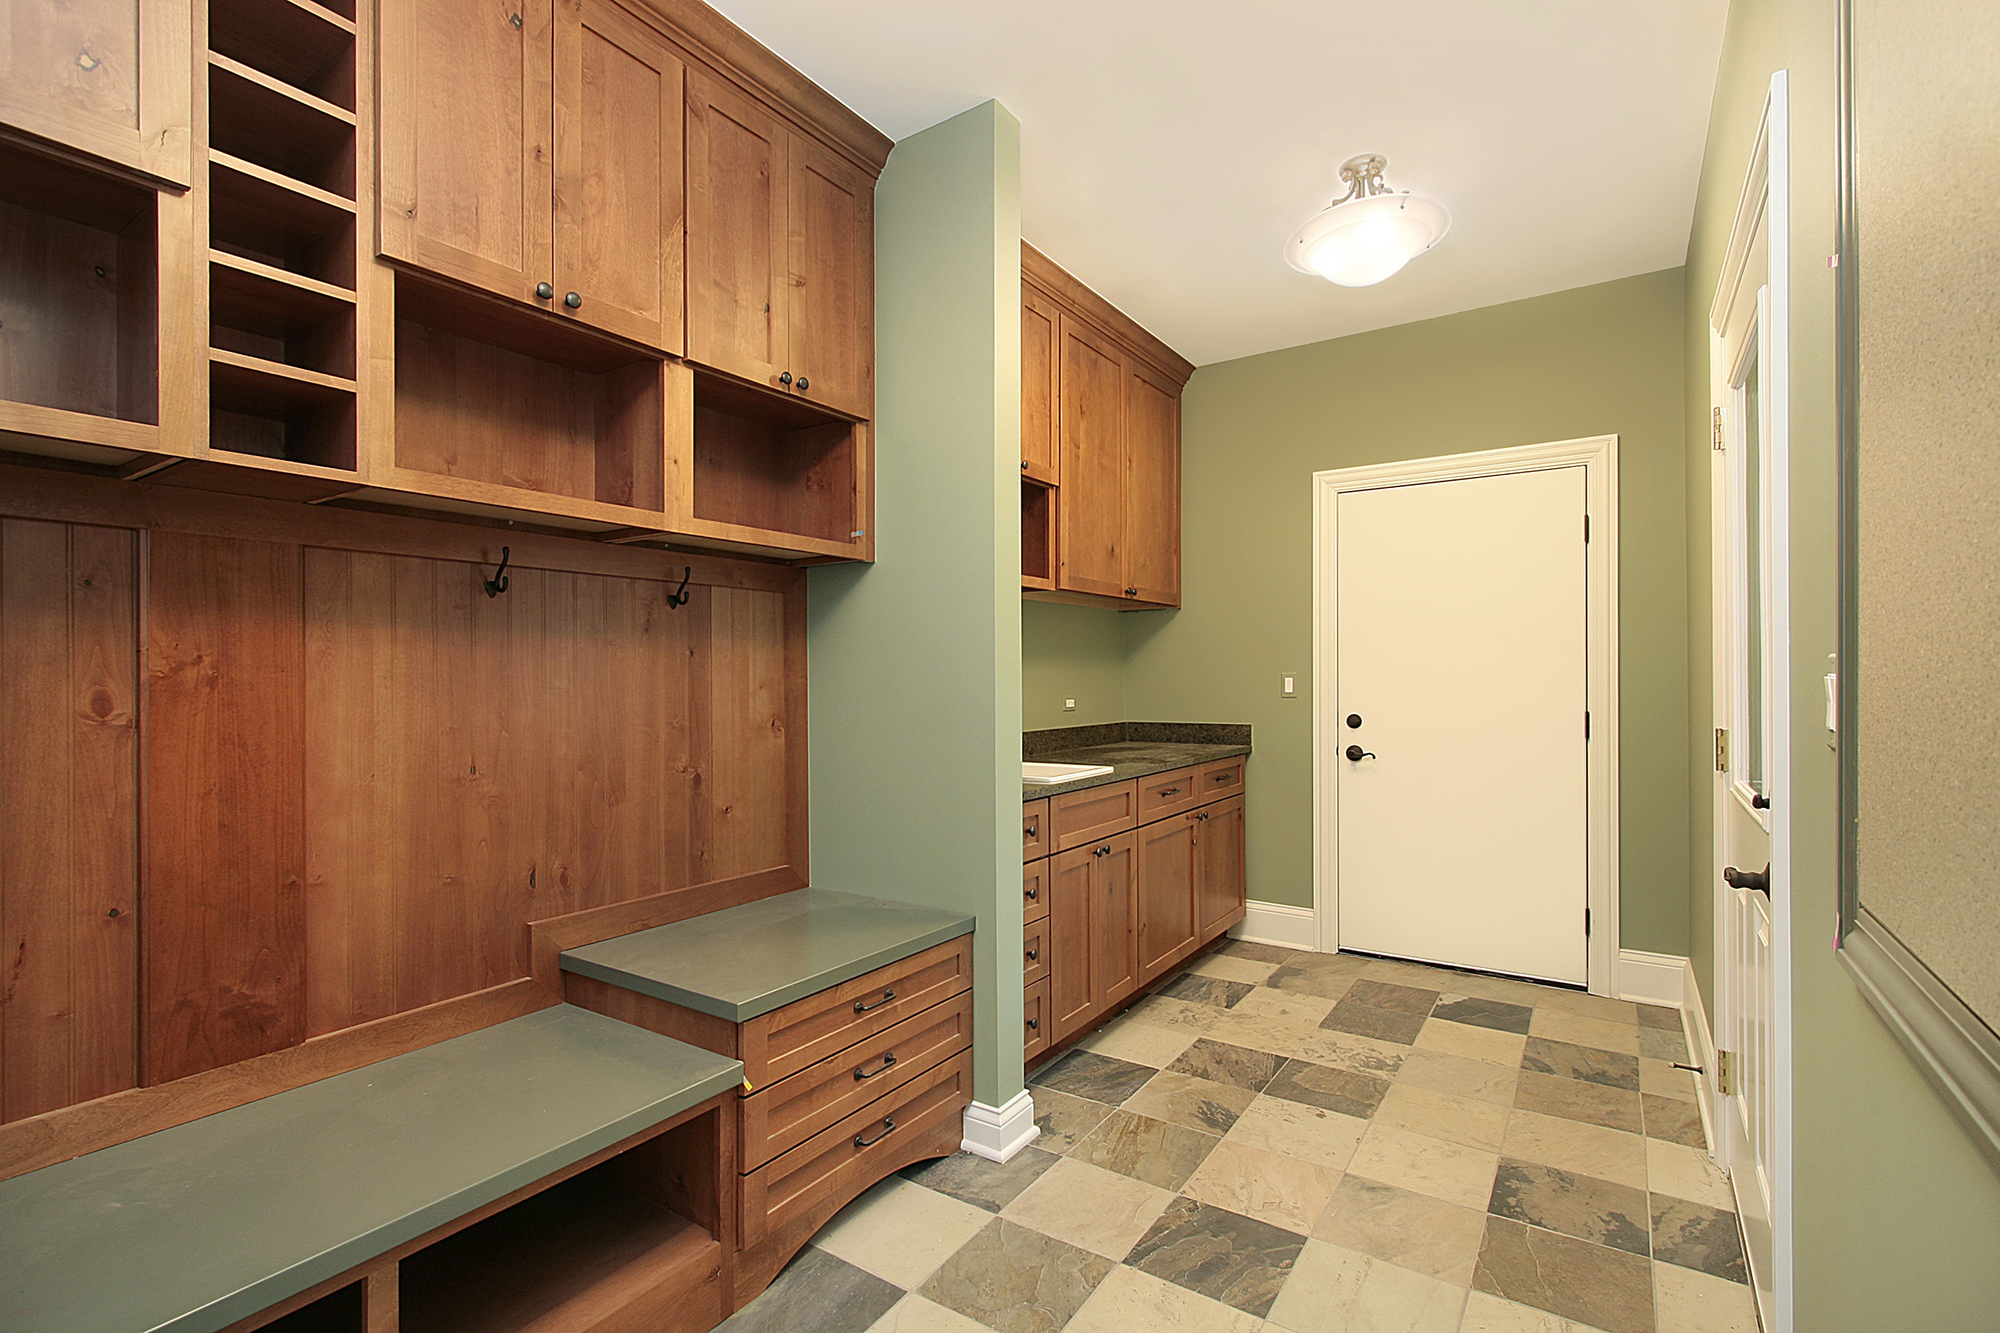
[{"x1": 716, "y1": 945, "x2": 1760, "y2": 1333}]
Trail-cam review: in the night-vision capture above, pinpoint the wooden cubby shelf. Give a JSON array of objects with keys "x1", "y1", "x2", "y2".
[
  {"x1": 209, "y1": 54, "x2": 358, "y2": 199},
  {"x1": 1022, "y1": 478, "x2": 1055, "y2": 589},
  {"x1": 208, "y1": 0, "x2": 358, "y2": 109},
  {"x1": 684, "y1": 370, "x2": 867, "y2": 558}
]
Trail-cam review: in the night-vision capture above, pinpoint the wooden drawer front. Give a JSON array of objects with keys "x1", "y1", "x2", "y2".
[
  {"x1": 1197, "y1": 757, "x2": 1246, "y2": 802},
  {"x1": 1137, "y1": 766, "x2": 1198, "y2": 821},
  {"x1": 1024, "y1": 979, "x2": 1051, "y2": 1063},
  {"x1": 1023, "y1": 799, "x2": 1050, "y2": 862},
  {"x1": 742, "y1": 935, "x2": 973, "y2": 1087},
  {"x1": 1051, "y1": 780, "x2": 1138, "y2": 852},
  {"x1": 1024, "y1": 918, "x2": 1050, "y2": 987},
  {"x1": 1024, "y1": 860, "x2": 1050, "y2": 926},
  {"x1": 740, "y1": 1050, "x2": 973, "y2": 1247},
  {"x1": 741, "y1": 990, "x2": 972, "y2": 1171}
]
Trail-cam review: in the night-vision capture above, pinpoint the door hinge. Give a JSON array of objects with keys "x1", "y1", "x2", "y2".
[
  {"x1": 1717, "y1": 1048, "x2": 1739, "y2": 1096},
  {"x1": 1584, "y1": 513, "x2": 1590, "y2": 543},
  {"x1": 1712, "y1": 406, "x2": 1725, "y2": 450},
  {"x1": 1715, "y1": 728, "x2": 1729, "y2": 773},
  {"x1": 1585, "y1": 711, "x2": 1591, "y2": 740},
  {"x1": 1584, "y1": 907, "x2": 1592, "y2": 937}
]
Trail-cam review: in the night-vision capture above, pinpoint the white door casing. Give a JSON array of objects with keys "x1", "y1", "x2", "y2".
[
  {"x1": 1312, "y1": 436, "x2": 1619, "y2": 995},
  {"x1": 1708, "y1": 69, "x2": 1793, "y2": 1333}
]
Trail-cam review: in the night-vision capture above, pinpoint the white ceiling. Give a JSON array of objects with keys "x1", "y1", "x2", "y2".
[{"x1": 707, "y1": 0, "x2": 1729, "y2": 367}]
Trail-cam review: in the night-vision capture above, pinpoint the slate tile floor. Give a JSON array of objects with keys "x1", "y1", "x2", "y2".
[{"x1": 716, "y1": 944, "x2": 1759, "y2": 1333}]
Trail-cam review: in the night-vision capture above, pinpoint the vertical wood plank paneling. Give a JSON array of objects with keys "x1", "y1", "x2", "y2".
[
  {"x1": 706, "y1": 587, "x2": 787, "y2": 879},
  {"x1": 144, "y1": 532, "x2": 306, "y2": 1085}
]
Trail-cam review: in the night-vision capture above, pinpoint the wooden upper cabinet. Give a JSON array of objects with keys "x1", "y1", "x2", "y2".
[
  {"x1": 786, "y1": 134, "x2": 872, "y2": 418},
  {"x1": 379, "y1": 0, "x2": 554, "y2": 305},
  {"x1": 685, "y1": 69, "x2": 788, "y2": 390},
  {"x1": 0, "y1": 0, "x2": 191, "y2": 186},
  {"x1": 1020, "y1": 286, "x2": 1060, "y2": 484},
  {"x1": 1123, "y1": 357, "x2": 1181, "y2": 605},
  {"x1": 553, "y1": 0, "x2": 685, "y2": 352},
  {"x1": 1056, "y1": 316, "x2": 1127, "y2": 599}
]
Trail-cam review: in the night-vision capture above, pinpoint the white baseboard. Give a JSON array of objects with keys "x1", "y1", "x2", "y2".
[
  {"x1": 1681, "y1": 957, "x2": 1720, "y2": 1160},
  {"x1": 1617, "y1": 949, "x2": 1688, "y2": 1006},
  {"x1": 962, "y1": 1091, "x2": 1038, "y2": 1163},
  {"x1": 1233, "y1": 901, "x2": 1318, "y2": 951}
]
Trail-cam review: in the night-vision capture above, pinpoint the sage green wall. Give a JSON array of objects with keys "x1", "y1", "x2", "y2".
[
  {"x1": 808, "y1": 101, "x2": 1022, "y2": 1108},
  {"x1": 1022, "y1": 600, "x2": 1126, "y2": 729},
  {"x1": 1119, "y1": 271, "x2": 1691, "y2": 956},
  {"x1": 1685, "y1": 0, "x2": 2000, "y2": 1324}
]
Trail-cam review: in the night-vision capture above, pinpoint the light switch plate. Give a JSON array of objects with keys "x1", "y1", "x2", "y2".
[
  {"x1": 1063, "y1": 698, "x2": 1076, "y2": 712},
  {"x1": 1281, "y1": 675, "x2": 1297, "y2": 698}
]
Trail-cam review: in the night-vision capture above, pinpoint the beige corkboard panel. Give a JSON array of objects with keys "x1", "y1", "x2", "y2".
[{"x1": 1853, "y1": 0, "x2": 2000, "y2": 1029}]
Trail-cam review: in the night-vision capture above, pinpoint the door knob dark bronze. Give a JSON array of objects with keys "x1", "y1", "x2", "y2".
[
  {"x1": 1346, "y1": 714, "x2": 1363, "y2": 729},
  {"x1": 1723, "y1": 864, "x2": 1771, "y2": 894},
  {"x1": 563, "y1": 291, "x2": 581, "y2": 308},
  {"x1": 535, "y1": 281, "x2": 553, "y2": 300},
  {"x1": 1345, "y1": 745, "x2": 1376, "y2": 761}
]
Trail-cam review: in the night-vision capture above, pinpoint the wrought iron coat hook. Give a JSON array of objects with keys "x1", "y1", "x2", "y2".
[
  {"x1": 667, "y1": 565, "x2": 692, "y2": 609},
  {"x1": 484, "y1": 546, "x2": 511, "y2": 598}
]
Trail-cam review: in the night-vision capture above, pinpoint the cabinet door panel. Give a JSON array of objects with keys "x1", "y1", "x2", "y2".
[
  {"x1": 1195, "y1": 795, "x2": 1246, "y2": 939},
  {"x1": 1020, "y1": 286, "x2": 1060, "y2": 484},
  {"x1": 685, "y1": 71, "x2": 787, "y2": 390},
  {"x1": 1136, "y1": 814, "x2": 1196, "y2": 981},
  {"x1": 1093, "y1": 832, "x2": 1138, "y2": 1011},
  {"x1": 553, "y1": 0, "x2": 683, "y2": 351},
  {"x1": 1049, "y1": 844, "x2": 1097, "y2": 1041},
  {"x1": 1056, "y1": 317, "x2": 1126, "y2": 598},
  {"x1": 379, "y1": 0, "x2": 554, "y2": 302},
  {"x1": 0, "y1": 0, "x2": 190, "y2": 186},
  {"x1": 787, "y1": 134, "x2": 871, "y2": 418},
  {"x1": 1124, "y1": 358, "x2": 1180, "y2": 606}
]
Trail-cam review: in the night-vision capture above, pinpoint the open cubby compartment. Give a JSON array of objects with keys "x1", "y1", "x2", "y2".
[
  {"x1": 209, "y1": 350, "x2": 357, "y2": 469},
  {"x1": 249, "y1": 1282, "x2": 365, "y2": 1333},
  {"x1": 210, "y1": 153, "x2": 358, "y2": 290},
  {"x1": 209, "y1": 54, "x2": 357, "y2": 200},
  {"x1": 398, "y1": 1113, "x2": 724, "y2": 1333},
  {"x1": 1022, "y1": 478, "x2": 1056, "y2": 587},
  {"x1": 0, "y1": 141, "x2": 158, "y2": 431},
  {"x1": 212, "y1": 251, "x2": 357, "y2": 379},
  {"x1": 690, "y1": 371, "x2": 862, "y2": 545},
  {"x1": 392, "y1": 273, "x2": 668, "y2": 513},
  {"x1": 208, "y1": 0, "x2": 358, "y2": 110}
]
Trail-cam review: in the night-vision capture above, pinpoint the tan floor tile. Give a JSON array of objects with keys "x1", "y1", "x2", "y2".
[
  {"x1": 1222, "y1": 1094, "x2": 1369, "y2": 1172},
  {"x1": 1123, "y1": 1069, "x2": 1258, "y2": 1135},
  {"x1": 1064, "y1": 1264, "x2": 1263, "y2": 1333},
  {"x1": 1181, "y1": 1138, "x2": 1342, "y2": 1233},
  {"x1": 1204, "y1": 1009, "x2": 1325, "y2": 1060},
  {"x1": 1459, "y1": 1289, "x2": 1612, "y2": 1332},
  {"x1": 812, "y1": 1178, "x2": 996, "y2": 1287},
  {"x1": 1071, "y1": 1107, "x2": 1220, "y2": 1191},
  {"x1": 1078, "y1": 1018, "x2": 1197, "y2": 1068},
  {"x1": 1501, "y1": 1107, "x2": 1649, "y2": 1191},
  {"x1": 1647, "y1": 1138, "x2": 1734, "y2": 1210},
  {"x1": 1641, "y1": 1057, "x2": 1700, "y2": 1101},
  {"x1": 1529, "y1": 1008, "x2": 1642, "y2": 1056},
  {"x1": 1394, "y1": 1047, "x2": 1521, "y2": 1105},
  {"x1": 1513, "y1": 1070, "x2": 1644, "y2": 1134},
  {"x1": 1125, "y1": 993, "x2": 1225, "y2": 1034},
  {"x1": 1532, "y1": 989, "x2": 1640, "y2": 1026},
  {"x1": 1287, "y1": 1025, "x2": 1412, "y2": 1077},
  {"x1": 1313, "y1": 1173, "x2": 1488, "y2": 1285},
  {"x1": 1347, "y1": 1121, "x2": 1501, "y2": 1210},
  {"x1": 1373, "y1": 1082, "x2": 1512, "y2": 1152},
  {"x1": 997, "y1": 1156, "x2": 1176, "y2": 1260},
  {"x1": 1415, "y1": 1018, "x2": 1530, "y2": 1067},
  {"x1": 1654, "y1": 1262, "x2": 1760, "y2": 1332},
  {"x1": 1265, "y1": 1239, "x2": 1467, "y2": 1333},
  {"x1": 1422, "y1": 971, "x2": 1554, "y2": 1008},
  {"x1": 864, "y1": 1293, "x2": 999, "y2": 1333},
  {"x1": 1360, "y1": 957, "x2": 1464, "y2": 990},
  {"x1": 1189, "y1": 952, "x2": 1281, "y2": 985},
  {"x1": 1232, "y1": 986, "x2": 1339, "y2": 1026}
]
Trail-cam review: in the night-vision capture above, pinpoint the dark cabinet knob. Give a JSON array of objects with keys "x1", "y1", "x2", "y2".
[
  {"x1": 1345, "y1": 744, "x2": 1376, "y2": 761},
  {"x1": 796, "y1": 376, "x2": 810, "y2": 391},
  {"x1": 1027, "y1": 1017, "x2": 1040, "y2": 1030},
  {"x1": 779, "y1": 371, "x2": 793, "y2": 386},
  {"x1": 1124, "y1": 586, "x2": 1138, "y2": 597},
  {"x1": 1723, "y1": 864, "x2": 1772, "y2": 894},
  {"x1": 563, "y1": 291, "x2": 582, "y2": 308},
  {"x1": 1021, "y1": 459, "x2": 1030, "y2": 471},
  {"x1": 1026, "y1": 821, "x2": 1038, "y2": 838},
  {"x1": 1026, "y1": 947, "x2": 1038, "y2": 961},
  {"x1": 535, "y1": 281, "x2": 554, "y2": 300},
  {"x1": 1025, "y1": 886, "x2": 1038, "y2": 900}
]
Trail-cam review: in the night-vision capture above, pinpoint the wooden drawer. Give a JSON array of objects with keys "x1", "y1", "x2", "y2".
[
  {"x1": 1051, "y1": 780, "x2": 1138, "y2": 852},
  {"x1": 1137, "y1": 766, "x2": 1199, "y2": 821},
  {"x1": 1023, "y1": 799, "x2": 1049, "y2": 862},
  {"x1": 741, "y1": 990, "x2": 972, "y2": 1171},
  {"x1": 1197, "y1": 756, "x2": 1246, "y2": 802},
  {"x1": 1024, "y1": 917, "x2": 1050, "y2": 987},
  {"x1": 1024, "y1": 860, "x2": 1050, "y2": 926},
  {"x1": 742, "y1": 935, "x2": 973, "y2": 1087},
  {"x1": 1024, "y1": 979, "x2": 1050, "y2": 1063},
  {"x1": 740, "y1": 1049, "x2": 972, "y2": 1247}
]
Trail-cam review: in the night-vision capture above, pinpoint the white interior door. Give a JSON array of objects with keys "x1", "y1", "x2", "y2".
[{"x1": 1334, "y1": 466, "x2": 1589, "y2": 985}]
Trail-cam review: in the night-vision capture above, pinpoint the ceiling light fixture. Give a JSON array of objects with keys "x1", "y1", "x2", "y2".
[{"x1": 1285, "y1": 154, "x2": 1451, "y2": 287}]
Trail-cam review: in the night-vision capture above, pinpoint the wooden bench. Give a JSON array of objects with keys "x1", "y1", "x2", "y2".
[{"x1": 0, "y1": 1005, "x2": 745, "y2": 1333}]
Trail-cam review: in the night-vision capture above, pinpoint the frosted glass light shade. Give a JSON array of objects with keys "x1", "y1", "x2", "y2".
[{"x1": 1286, "y1": 192, "x2": 1452, "y2": 286}]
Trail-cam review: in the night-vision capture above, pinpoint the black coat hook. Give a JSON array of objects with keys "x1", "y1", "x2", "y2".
[
  {"x1": 667, "y1": 565, "x2": 692, "y2": 608},
  {"x1": 484, "y1": 546, "x2": 511, "y2": 598}
]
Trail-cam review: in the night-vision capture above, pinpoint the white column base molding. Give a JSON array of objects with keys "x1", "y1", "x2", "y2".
[
  {"x1": 961, "y1": 1090, "x2": 1039, "y2": 1163},
  {"x1": 1616, "y1": 949, "x2": 1689, "y2": 1006},
  {"x1": 1681, "y1": 957, "x2": 1721, "y2": 1161},
  {"x1": 1233, "y1": 901, "x2": 1319, "y2": 952}
]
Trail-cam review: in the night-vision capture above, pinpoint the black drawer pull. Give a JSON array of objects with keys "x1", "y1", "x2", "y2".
[
  {"x1": 854, "y1": 1116, "x2": 896, "y2": 1148},
  {"x1": 854, "y1": 1051, "x2": 898, "y2": 1080},
  {"x1": 1025, "y1": 886, "x2": 1038, "y2": 900},
  {"x1": 1158, "y1": 786, "x2": 1180, "y2": 796},
  {"x1": 854, "y1": 988, "x2": 896, "y2": 1014},
  {"x1": 1027, "y1": 1017, "x2": 1040, "y2": 1030},
  {"x1": 1026, "y1": 947, "x2": 1039, "y2": 961},
  {"x1": 1025, "y1": 821, "x2": 1039, "y2": 838}
]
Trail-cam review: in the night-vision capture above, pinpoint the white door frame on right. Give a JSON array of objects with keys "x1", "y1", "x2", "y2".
[{"x1": 1708, "y1": 69, "x2": 1794, "y2": 1333}]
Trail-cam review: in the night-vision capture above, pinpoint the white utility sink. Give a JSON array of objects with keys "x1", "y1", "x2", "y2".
[{"x1": 1023, "y1": 762, "x2": 1115, "y2": 785}]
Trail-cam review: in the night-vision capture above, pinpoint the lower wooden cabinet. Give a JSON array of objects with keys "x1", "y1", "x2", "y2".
[
  {"x1": 1195, "y1": 794, "x2": 1247, "y2": 939},
  {"x1": 1049, "y1": 830, "x2": 1138, "y2": 1043},
  {"x1": 1024, "y1": 979, "x2": 1050, "y2": 1063},
  {"x1": 1136, "y1": 811, "x2": 1198, "y2": 976}
]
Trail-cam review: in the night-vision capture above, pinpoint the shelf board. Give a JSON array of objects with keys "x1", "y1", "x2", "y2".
[
  {"x1": 208, "y1": 54, "x2": 356, "y2": 194},
  {"x1": 209, "y1": 152, "x2": 356, "y2": 264},
  {"x1": 0, "y1": 399, "x2": 160, "y2": 460},
  {"x1": 210, "y1": 348, "x2": 357, "y2": 414},
  {"x1": 211, "y1": 249, "x2": 355, "y2": 339},
  {"x1": 207, "y1": 0, "x2": 356, "y2": 104}
]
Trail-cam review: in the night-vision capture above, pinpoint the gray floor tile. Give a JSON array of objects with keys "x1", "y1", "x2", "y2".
[
  {"x1": 903, "y1": 1146, "x2": 1062, "y2": 1212},
  {"x1": 1126, "y1": 1196, "x2": 1306, "y2": 1318},
  {"x1": 1030, "y1": 1050, "x2": 1155, "y2": 1107},
  {"x1": 718, "y1": 1245, "x2": 905, "y2": 1333},
  {"x1": 1651, "y1": 1196, "x2": 1749, "y2": 1282},
  {"x1": 1522, "y1": 1035, "x2": 1643, "y2": 1090}
]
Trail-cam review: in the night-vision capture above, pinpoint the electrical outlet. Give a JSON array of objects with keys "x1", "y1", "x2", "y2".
[
  {"x1": 1281, "y1": 675, "x2": 1297, "y2": 698},
  {"x1": 1063, "y1": 698, "x2": 1076, "y2": 712}
]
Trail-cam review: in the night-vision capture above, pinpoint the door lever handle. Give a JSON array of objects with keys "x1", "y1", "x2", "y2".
[
  {"x1": 1345, "y1": 745, "x2": 1376, "y2": 762},
  {"x1": 1723, "y1": 864, "x2": 1771, "y2": 894}
]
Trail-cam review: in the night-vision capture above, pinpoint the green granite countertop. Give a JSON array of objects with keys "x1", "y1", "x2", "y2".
[
  {"x1": 1021, "y1": 740, "x2": 1251, "y2": 802},
  {"x1": 0, "y1": 1005, "x2": 743, "y2": 1333},
  {"x1": 560, "y1": 888, "x2": 976, "y2": 1022}
]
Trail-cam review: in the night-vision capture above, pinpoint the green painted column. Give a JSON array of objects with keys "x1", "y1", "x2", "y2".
[{"x1": 807, "y1": 100, "x2": 1023, "y2": 1110}]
